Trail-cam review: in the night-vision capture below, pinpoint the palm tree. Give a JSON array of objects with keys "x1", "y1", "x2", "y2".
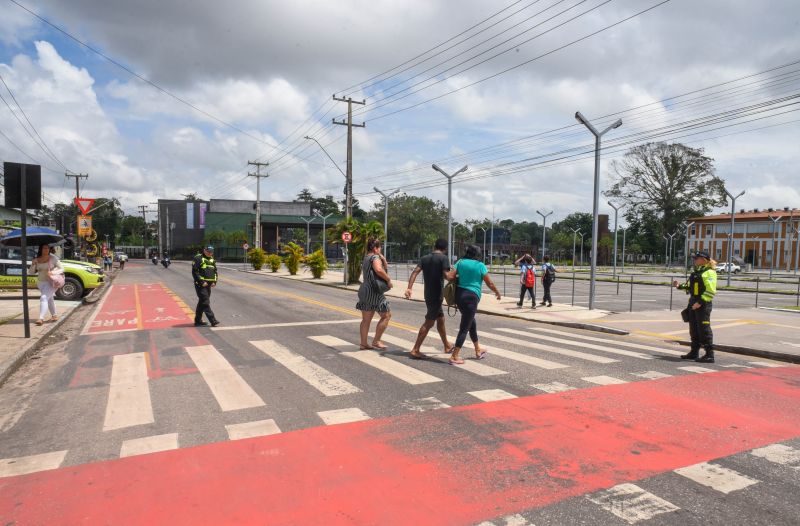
[{"x1": 328, "y1": 219, "x2": 385, "y2": 284}]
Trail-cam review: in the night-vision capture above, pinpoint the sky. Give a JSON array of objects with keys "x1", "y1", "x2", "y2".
[{"x1": 0, "y1": 0, "x2": 798, "y2": 226}]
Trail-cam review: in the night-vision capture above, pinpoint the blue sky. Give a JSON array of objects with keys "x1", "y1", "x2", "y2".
[{"x1": 1, "y1": 0, "x2": 799, "y2": 224}]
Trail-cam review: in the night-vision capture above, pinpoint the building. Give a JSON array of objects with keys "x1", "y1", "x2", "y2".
[
  {"x1": 156, "y1": 199, "x2": 343, "y2": 259},
  {"x1": 688, "y1": 207, "x2": 800, "y2": 270}
]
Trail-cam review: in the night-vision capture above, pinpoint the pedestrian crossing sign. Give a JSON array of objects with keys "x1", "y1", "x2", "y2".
[{"x1": 78, "y1": 215, "x2": 92, "y2": 236}]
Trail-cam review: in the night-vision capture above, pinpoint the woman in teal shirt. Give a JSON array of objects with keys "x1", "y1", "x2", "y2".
[{"x1": 444, "y1": 245, "x2": 501, "y2": 365}]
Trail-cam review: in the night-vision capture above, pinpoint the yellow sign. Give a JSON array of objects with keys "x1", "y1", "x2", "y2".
[{"x1": 78, "y1": 215, "x2": 92, "y2": 237}]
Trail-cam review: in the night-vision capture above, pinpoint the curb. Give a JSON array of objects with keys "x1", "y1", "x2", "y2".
[
  {"x1": 675, "y1": 339, "x2": 800, "y2": 365},
  {"x1": 757, "y1": 306, "x2": 800, "y2": 314},
  {"x1": 0, "y1": 272, "x2": 117, "y2": 387},
  {"x1": 217, "y1": 264, "x2": 630, "y2": 336}
]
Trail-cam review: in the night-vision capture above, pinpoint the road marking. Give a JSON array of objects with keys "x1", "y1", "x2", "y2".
[
  {"x1": 476, "y1": 514, "x2": 532, "y2": 526},
  {"x1": 120, "y1": 433, "x2": 179, "y2": 458},
  {"x1": 214, "y1": 319, "x2": 361, "y2": 332},
  {"x1": 722, "y1": 364, "x2": 752, "y2": 368},
  {"x1": 631, "y1": 371, "x2": 672, "y2": 380},
  {"x1": 472, "y1": 343, "x2": 569, "y2": 370},
  {"x1": 531, "y1": 381, "x2": 575, "y2": 393},
  {"x1": 317, "y1": 407, "x2": 371, "y2": 425},
  {"x1": 379, "y1": 333, "x2": 507, "y2": 376},
  {"x1": 400, "y1": 397, "x2": 451, "y2": 412},
  {"x1": 481, "y1": 331, "x2": 617, "y2": 364},
  {"x1": 81, "y1": 283, "x2": 114, "y2": 334},
  {"x1": 678, "y1": 366, "x2": 716, "y2": 374},
  {"x1": 528, "y1": 327, "x2": 684, "y2": 356},
  {"x1": 341, "y1": 351, "x2": 443, "y2": 384},
  {"x1": 748, "y1": 361, "x2": 784, "y2": 368},
  {"x1": 0, "y1": 451, "x2": 67, "y2": 478},
  {"x1": 661, "y1": 320, "x2": 753, "y2": 336},
  {"x1": 103, "y1": 353, "x2": 154, "y2": 431},
  {"x1": 250, "y1": 340, "x2": 361, "y2": 396},
  {"x1": 308, "y1": 334, "x2": 357, "y2": 348},
  {"x1": 133, "y1": 284, "x2": 144, "y2": 330},
  {"x1": 185, "y1": 345, "x2": 265, "y2": 411},
  {"x1": 468, "y1": 389, "x2": 517, "y2": 402},
  {"x1": 674, "y1": 462, "x2": 759, "y2": 494},
  {"x1": 506, "y1": 328, "x2": 651, "y2": 359},
  {"x1": 750, "y1": 444, "x2": 800, "y2": 468},
  {"x1": 226, "y1": 419, "x2": 282, "y2": 441},
  {"x1": 586, "y1": 483, "x2": 680, "y2": 524},
  {"x1": 582, "y1": 375, "x2": 628, "y2": 386}
]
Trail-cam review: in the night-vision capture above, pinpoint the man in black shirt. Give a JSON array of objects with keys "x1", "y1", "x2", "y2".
[{"x1": 404, "y1": 239, "x2": 452, "y2": 359}]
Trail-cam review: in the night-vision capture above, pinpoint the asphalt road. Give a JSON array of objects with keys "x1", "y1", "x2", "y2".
[{"x1": 0, "y1": 261, "x2": 798, "y2": 524}]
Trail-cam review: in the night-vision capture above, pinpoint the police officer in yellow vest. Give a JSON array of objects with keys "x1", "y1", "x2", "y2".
[
  {"x1": 673, "y1": 250, "x2": 717, "y2": 363},
  {"x1": 192, "y1": 245, "x2": 220, "y2": 327}
]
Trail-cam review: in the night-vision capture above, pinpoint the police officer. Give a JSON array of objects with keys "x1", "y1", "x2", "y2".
[
  {"x1": 673, "y1": 250, "x2": 717, "y2": 363},
  {"x1": 192, "y1": 245, "x2": 220, "y2": 327}
]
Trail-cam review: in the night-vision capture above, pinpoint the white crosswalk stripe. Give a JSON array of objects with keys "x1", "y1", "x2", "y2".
[
  {"x1": 582, "y1": 375, "x2": 628, "y2": 386},
  {"x1": 748, "y1": 361, "x2": 784, "y2": 368},
  {"x1": 308, "y1": 335, "x2": 357, "y2": 348},
  {"x1": 317, "y1": 407, "x2": 371, "y2": 425},
  {"x1": 587, "y1": 483, "x2": 680, "y2": 524},
  {"x1": 341, "y1": 351, "x2": 443, "y2": 384},
  {"x1": 251, "y1": 339, "x2": 361, "y2": 396},
  {"x1": 476, "y1": 514, "x2": 532, "y2": 526},
  {"x1": 674, "y1": 462, "x2": 759, "y2": 494},
  {"x1": 750, "y1": 444, "x2": 800, "y2": 468},
  {"x1": 631, "y1": 371, "x2": 672, "y2": 380},
  {"x1": 531, "y1": 381, "x2": 575, "y2": 393},
  {"x1": 226, "y1": 419, "x2": 282, "y2": 440},
  {"x1": 120, "y1": 433, "x2": 179, "y2": 458},
  {"x1": 527, "y1": 327, "x2": 684, "y2": 356},
  {"x1": 468, "y1": 389, "x2": 517, "y2": 402},
  {"x1": 185, "y1": 345, "x2": 266, "y2": 411},
  {"x1": 379, "y1": 333, "x2": 507, "y2": 376},
  {"x1": 0, "y1": 450, "x2": 67, "y2": 478},
  {"x1": 400, "y1": 397, "x2": 451, "y2": 412},
  {"x1": 502, "y1": 328, "x2": 652, "y2": 359},
  {"x1": 678, "y1": 366, "x2": 716, "y2": 374},
  {"x1": 474, "y1": 345, "x2": 569, "y2": 370},
  {"x1": 103, "y1": 352, "x2": 154, "y2": 431},
  {"x1": 481, "y1": 331, "x2": 618, "y2": 364}
]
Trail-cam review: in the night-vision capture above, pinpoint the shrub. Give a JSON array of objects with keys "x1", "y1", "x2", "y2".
[
  {"x1": 282, "y1": 242, "x2": 304, "y2": 275},
  {"x1": 305, "y1": 249, "x2": 328, "y2": 279},
  {"x1": 247, "y1": 248, "x2": 266, "y2": 270},
  {"x1": 266, "y1": 254, "x2": 282, "y2": 273}
]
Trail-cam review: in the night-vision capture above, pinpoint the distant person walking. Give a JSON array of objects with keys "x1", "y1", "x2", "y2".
[
  {"x1": 404, "y1": 238, "x2": 453, "y2": 359},
  {"x1": 673, "y1": 251, "x2": 718, "y2": 363},
  {"x1": 445, "y1": 244, "x2": 501, "y2": 365},
  {"x1": 514, "y1": 254, "x2": 537, "y2": 308},
  {"x1": 356, "y1": 239, "x2": 392, "y2": 350},
  {"x1": 540, "y1": 255, "x2": 557, "y2": 307},
  {"x1": 30, "y1": 244, "x2": 64, "y2": 325},
  {"x1": 103, "y1": 254, "x2": 112, "y2": 272},
  {"x1": 192, "y1": 245, "x2": 220, "y2": 327}
]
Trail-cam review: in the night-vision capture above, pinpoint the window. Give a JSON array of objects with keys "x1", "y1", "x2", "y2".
[
  {"x1": 705, "y1": 225, "x2": 713, "y2": 236},
  {"x1": 690, "y1": 225, "x2": 696, "y2": 236}
]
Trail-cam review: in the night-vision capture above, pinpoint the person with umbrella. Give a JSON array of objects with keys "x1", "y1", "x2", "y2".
[{"x1": 30, "y1": 244, "x2": 65, "y2": 325}]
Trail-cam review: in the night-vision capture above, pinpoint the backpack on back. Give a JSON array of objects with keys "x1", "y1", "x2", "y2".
[
  {"x1": 523, "y1": 266, "x2": 536, "y2": 287},
  {"x1": 544, "y1": 263, "x2": 556, "y2": 283}
]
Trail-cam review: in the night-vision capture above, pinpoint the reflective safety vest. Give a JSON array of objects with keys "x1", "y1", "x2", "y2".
[
  {"x1": 684, "y1": 265, "x2": 716, "y2": 303},
  {"x1": 194, "y1": 255, "x2": 218, "y2": 283}
]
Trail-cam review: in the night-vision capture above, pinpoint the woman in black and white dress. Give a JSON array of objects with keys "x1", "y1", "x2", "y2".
[{"x1": 356, "y1": 239, "x2": 393, "y2": 349}]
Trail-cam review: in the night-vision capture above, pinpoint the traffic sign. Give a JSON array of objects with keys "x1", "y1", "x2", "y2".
[
  {"x1": 342, "y1": 232, "x2": 352, "y2": 243},
  {"x1": 78, "y1": 215, "x2": 92, "y2": 236},
  {"x1": 74, "y1": 197, "x2": 95, "y2": 215},
  {"x1": 242, "y1": 243, "x2": 250, "y2": 251}
]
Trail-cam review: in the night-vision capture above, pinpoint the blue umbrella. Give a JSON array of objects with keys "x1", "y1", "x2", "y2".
[{"x1": 0, "y1": 226, "x2": 64, "y2": 247}]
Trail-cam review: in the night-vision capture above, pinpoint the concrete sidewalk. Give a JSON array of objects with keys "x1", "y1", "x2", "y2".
[{"x1": 217, "y1": 263, "x2": 800, "y2": 364}]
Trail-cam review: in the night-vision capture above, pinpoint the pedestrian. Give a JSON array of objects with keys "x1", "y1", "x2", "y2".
[
  {"x1": 673, "y1": 250, "x2": 717, "y2": 363},
  {"x1": 118, "y1": 255, "x2": 126, "y2": 270},
  {"x1": 192, "y1": 245, "x2": 220, "y2": 327},
  {"x1": 103, "y1": 254, "x2": 112, "y2": 272},
  {"x1": 356, "y1": 239, "x2": 392, "y2": 349},
  {"x1": 539, "y1": 255, "x2": 557, "y2": 307},
  {"x1": 445, "y1": 244, "x2": 501, "y2": 365},
  {"x1": 514, "y1": 253, "x2": 537, "y2": 308},
  {"x1": 404, "y1": 238, "x2": 453, "y2": 359},
  {"x1": 29, "y1": 244, "x2": 64, "y2": 326}
]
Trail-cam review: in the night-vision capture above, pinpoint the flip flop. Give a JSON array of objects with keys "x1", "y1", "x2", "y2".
[
  {"x1": 475, "y1": 351, "x2": 487, "y2": 360},
  {"x1": 409, "y1": 352, "x2": 426, "y2": 360},
  {"x1": 359, "y1": 345, "x2": 373, "y2": 350},
  {"x1": 449, "y1": 358, "x2": 465, "y2": 365},
  {"x1": 444, "y1": 346, "x2": 455, "y2": 354},
  {"x1": 372, "y1": 343, "x2": 388, "y2": 350}
]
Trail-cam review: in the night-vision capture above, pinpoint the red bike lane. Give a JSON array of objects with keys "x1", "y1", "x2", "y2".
[
  {"x1": 1, "y1": 366, "x2": 799, "y2": 525},
  {"x1": 83, "y1": 282, "x2": 194, "y2": 334}
]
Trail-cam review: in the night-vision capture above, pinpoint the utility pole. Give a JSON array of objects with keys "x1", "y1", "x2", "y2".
[
  {"x1": 247, "y1": 161, "x2": 269, "y2": 251},
  {"x1": 315, "y1": 212, "x2": 334, "y2": 258},
  {"x1": 723, "y1": 188, "x2": 745, "y2": 286},
  {"x1": 150, "y1": 201, "x2": 161, "y2": 257},
  {"x1": 65, "y1": 172, "x2": 88, "y2": 259},
  {"x1": 138, "y1": 205, "x2": 150, "y2": 257},
  {"x1": 333, "y1": 95, "x2": 365, "y2": 220}
]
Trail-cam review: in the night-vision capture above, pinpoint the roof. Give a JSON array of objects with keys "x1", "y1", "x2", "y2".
[{"x1": 690, "y1": 209, "x2": 800, "y2": 222}]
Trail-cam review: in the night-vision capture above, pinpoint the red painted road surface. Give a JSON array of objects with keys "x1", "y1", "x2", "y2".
[
  {"x1": 2, "y1": 367, "x2": 799, "y2": 525},
  {"x1": 85, "y1": 283, "x2": 193, "y2": 334}
]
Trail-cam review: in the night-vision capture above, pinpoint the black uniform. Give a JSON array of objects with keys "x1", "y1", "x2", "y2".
[
  {"x1": 680, "y1": 264, "x2": 717, "y2": 360},
  {"x1": 192, "y1": 252, "x2": 219, "y2": 326}
]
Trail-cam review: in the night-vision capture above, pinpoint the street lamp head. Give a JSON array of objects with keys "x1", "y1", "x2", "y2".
[
  {"x1": 373, "y1": 186, "x2": 380, "y2": 193},
  {"x1": 303, "y1": 135, "x2": 310, "y2": 140},
  {"x1": 611, "y1": 119, "x2": 622, "y2": 129},
  {"x1": 455, "y1": 165, "x2": 468, "y2": 176},
  {"x1": 432, "y1": 163, "x2": 442, "y2": 173},
  {"x1": 574, "y1": 111, "x2": 587, "y2": 125}
]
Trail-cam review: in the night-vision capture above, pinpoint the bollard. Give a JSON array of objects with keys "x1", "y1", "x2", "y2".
[
  {"x1": 629, "y1": 275, "x2": 634, "y2": 312},
  {"x1": 503, "y1": 268, "x2": 506, "y2": 296},
  {"x1": 797, "y1": 278, "x2": 799, "y2": 307},
  {"x1": 616, "y1": 275, "x2": 620, "y2": 295},
  {"x1": 669, "y1": 275, "x2": 674, "y2": 311},
  {"x1": 755, "y1": 275, "x2": 760, "y2": 308},
  {"x1": 571, "y1": 270, "x2": 576, "y2": 306}
]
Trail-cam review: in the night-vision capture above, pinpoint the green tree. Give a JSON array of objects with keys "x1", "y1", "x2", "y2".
[
  {"x1": 367, "y1": 194, "x2": 447, "y2": 259},
  {"x1": 296, "y1": 188, "x2": 314, "y2": 202},
  {"x1": 329, "y1": 218, "x2": 384, "y2": 284}
]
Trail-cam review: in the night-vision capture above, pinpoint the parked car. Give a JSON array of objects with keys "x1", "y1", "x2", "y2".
[
  {"x1": 715, "y1": 262, "x2": 741, "y2": 274},
  {"x1": 0, "y1": 258, "x2": 105, "y2": 300}
]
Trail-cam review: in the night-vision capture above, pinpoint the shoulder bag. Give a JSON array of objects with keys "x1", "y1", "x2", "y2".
[{"x1": 49, "y1": 259, "x2": 66, "y2": 289}]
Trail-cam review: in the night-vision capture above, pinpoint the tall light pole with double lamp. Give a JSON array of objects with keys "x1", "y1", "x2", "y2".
[
  {"x1": 607, "y1": 201, "x2": 625, "y2": 278},
  {"x1": 374, "y1": 187, "x2": 399, "y2": 261},
  {"x1": 571, "y1": 228, "x2": 581, "y2": 271},
  {"x1": 575, "y1": 111, "x2": 622, "y2": 309},
  {"x1": 723, "y1": 188, "x2": 745, "y2": 286},
  {"x1": 682, "y1": 220, "x2": 695, "y2": 279},
  {"x1": 536, "y1": 209, "x2": 553, "y2": 259},
  {"x1": 432, "y1": 164, "x2": 468, "y2": 261},
  {"x1": 476, "y1": 226, "x2": 487, "y2": 264},
  {"x1": 300, "y1": 216, "x2": 314, "y2": 254},
  {"x1": 314, "y1": 211, "x2": 333, "y2": 257}
]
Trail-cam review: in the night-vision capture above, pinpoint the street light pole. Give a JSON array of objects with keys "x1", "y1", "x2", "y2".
[
  {"x1": 536, "y1": 209, "x2": 553, "y2": 259},
  {"x1": 579, "y1": 232, "x2": 586, "y2": 267},
  {"x1": 374, "y1": 187, "x2": 399, "y2": 261},
  {"x1": 682, "y1": 221, "x2": 695, "y2": 279},
  {"x1": 723, "y1": 188, "x2": 745, "y2": 286},
  {"x1": 300, "y1": 216, "x2": 314, "y2": 254},
  {"x1": 607, "y1": 201, "x2": 625, "y2": 278},
  {"x1": 575, "y1": 111, "x2": 622, "y2": 309},
  {"x1": 314, "y1": 212, "x2": 333, "y2": 257},
  {"x1": 621, "y1": 227, "x2": 626, "y2": 273},
  {"x1": 571, "y1": 228, "x2": 581, "y2": 271},
  {"x1": 768, "y1": 214, "x2": 781, "y2": 278},
  {"x1": 304, "y1": 136, "x2": 349, "y2": 219},
  {"x1": 432, "y1": 164, "x2": 468, "y2": 262},
  {"x1": 477, "y1": 226, "x2": 487, "y2": 264}
]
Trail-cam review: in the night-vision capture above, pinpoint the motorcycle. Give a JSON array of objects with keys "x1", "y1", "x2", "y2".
[
  {"x1": 161, "y1": 257, "x2": 171, "y2": 268},
  {"x1": 151, "y1": 256, "x2": 158, "y2": 265}
]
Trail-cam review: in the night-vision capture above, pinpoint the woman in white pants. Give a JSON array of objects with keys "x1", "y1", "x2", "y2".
[{"x1": 29, "y1": 244, "x2": 63, "y2": 325}]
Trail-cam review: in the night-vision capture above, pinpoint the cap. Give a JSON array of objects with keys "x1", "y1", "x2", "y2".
[
  {"x1": 205, "y1": 245, "x2": 214, "y2": 252},
  {"x1": 692, "y1": 250, "x2": 710, "y2": 259}
]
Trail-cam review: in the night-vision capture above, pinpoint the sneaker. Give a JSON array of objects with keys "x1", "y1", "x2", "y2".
[
  {"x1": 210, "y1": 320, "x2": 221, "y2": 327},
  {"x1": 695, "y1": 354, "x2": 715, "y2": 363},
  {"x1": 531, "y1": 305, "x2": 537, "y2": 309},
  {"x1": 547, "y1": 303, "x2": 553, "y2": 307},
  {"x1": 539, "y1": 301, "x2": 547, "y2": 306},
  {"x1": 194, "y1": 321, "x2": 208, "y2": 327},
  {"x1": 680, "y1": 352, "x2": 699, "y2": 360},
  {"x1": 516, "y1": 302, "x2": 523, "y2": 307}
]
